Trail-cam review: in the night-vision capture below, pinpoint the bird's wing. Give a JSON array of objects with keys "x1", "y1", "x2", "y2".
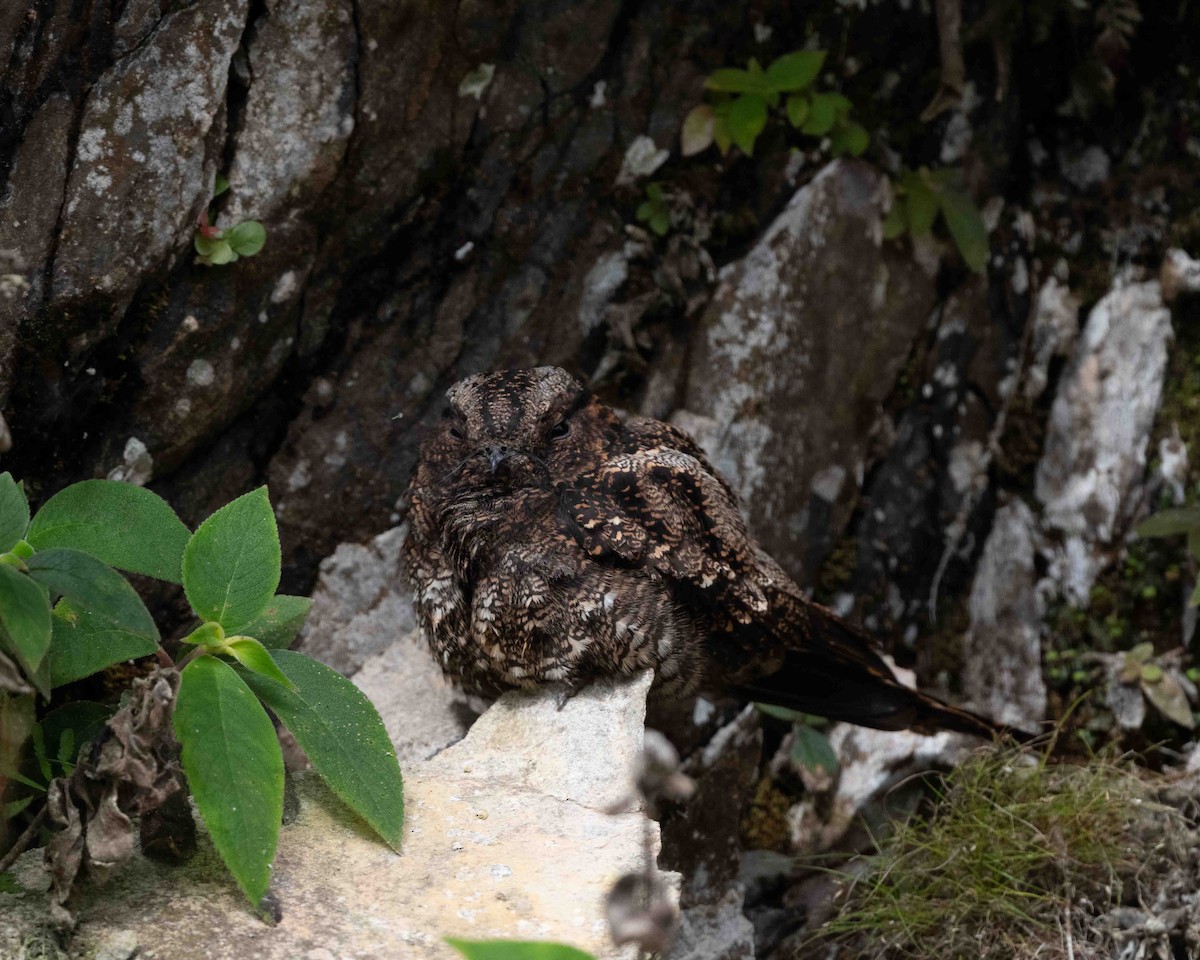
[{"x1": 562, "y1": 421, "x2": 1019, "y2": 739}]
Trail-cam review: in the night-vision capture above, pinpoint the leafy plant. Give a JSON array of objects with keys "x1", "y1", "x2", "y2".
[
  {"x1": 447, "y1": 940, "x2": 595, "y2": 960},
  {"x1": 883, "y1": 167, "x2": 989, "y2": 274},
  {"x1": 682, "y1": 50, "x2": 868, "y2": 159},
  {"x1": 0, "y1": 475, "x2": 403, "y2": 913},
  {"x1": 635, "y1": 183, "x2": 672, "y2": 236},
  {"x1": 1137, "y1": 505, "x2": 1200, "y2": 607},
  {"x1": 755, "y1": 703, "x2": 839, "y2": 776},
  {"x1": 194, "y1": 175, "x2": 267, "y2": 267}
]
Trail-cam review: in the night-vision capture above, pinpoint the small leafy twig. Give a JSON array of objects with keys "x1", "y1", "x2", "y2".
[{"x1": 194, "y1": 175, "x2": 267, "y2": 267}]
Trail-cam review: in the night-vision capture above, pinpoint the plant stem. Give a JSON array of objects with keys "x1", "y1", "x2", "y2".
[{"x1": 0, "y1": 803, "x2": 48, "y2": 874}]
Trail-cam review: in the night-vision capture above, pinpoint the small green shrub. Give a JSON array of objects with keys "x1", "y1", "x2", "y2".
[
  {"x1": 884, "y1": 166, "x2": 990, "y2": 274},
  {"x1": 635, "y1": 183, "x2": 672, "y2": 236},
  {"x1": 0, "y1": 475, "x2": 403, "y2": 911},
  {"x1": 682, "y1": 50, "x2": 867, "y2": 159},
  {"x1": 194, "y1": 175, "x2": 267, "y2": 267}
]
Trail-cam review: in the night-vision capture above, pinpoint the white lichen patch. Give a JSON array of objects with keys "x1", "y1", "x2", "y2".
[
  {"x1": 185, "y1": 358, "x2": 215, "y2": 387},
  {"x1": 1036, "y1": 280, "x2": 1173, "y2": 603}
]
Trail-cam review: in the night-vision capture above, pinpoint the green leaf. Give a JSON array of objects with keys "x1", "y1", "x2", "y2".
[
  {"x1": 446, "y1": 940, "x2": 595, "y2": 960},
  {"x1": 801, "y1": 92, "x2": 838, "y2": 136},
  {"x1": 765, "y1": 50, "x2": 826, "y2": 92},
  {"x1": 681, "y1": 104, "x2": 715, "y2": 156},
  {"x1": 240, "y1": 595, "x2": 311, "y2": 649},
  {"x1": 705, "y1": 68, "x2": 764, "y2": 95},
  {"x1": 0, "y1": 473, "x2": 30, "y2": 553},
  {"x1": 227, "y1": 221, "x2": 266, "y2": 258},
  {"x1": 37, "y1": 701, "x2": 112, "y2": 772},
  {"x1": 938, "y1": 184, "x2": 989, "y2": 274},
  {"x1": 882, "y1": 196, "x2": 908, "y2": 239},
  {"x1": 194, "y1": 232, "x2": 224, "y2": 256},
  {"x1": 834, "y1": 121, "x2": 869, "y2": 157},
  {"x1": 1137, "y1": 508, "x2": 1200, "y2": 539},
  {"x1": 712, "y1": 109, "x2": 732, "y2": 155},
  {"x1": 49, "y1": 598, "x2": 160, "y2": 688},
  {"x1": 635, "y1": 200, "x2": 655, "y2": 222},
  {"x1": 0, "y1": 564, "x2": 51, "y2": 673},
  {"x1": 791, "y1": 725, "x2": 839, "y2": 775},
  {"x1": 645, "y1": 182, "x2": 663, "y2": 201},
  {"x1": 224, "y1": 637, "x2": 296, "y2": 691},
  {"x1": 174, "y1": 656, "x2": 283, "y2": 906},
  {"x1": 904, "y1": 174, "x2": 940, "y2": 237},
  {"x1": 726, "y1": 94, "x2": 768, "y2": 155},
  {"x1": 785, "y1": 94, "x2": 809, "y2": 129},
  {"x1": 755, "y1": 702, "x2": 806, "y2": 723},
  {"x1": 649, "y1": 210, "x2": 670, "y2": 236},
  {"x1": 26, "y1": 549, "x2": 158, "y2": 641},
  {"x1": 1142, "y1": 672, "x2": 1195, "y2": 728},
  {"x1": 236, "y1": 650, "x2": 404, "y2": 851},
  {"x1": 182, "y1": 487, "x2": 281, "y2": 633},
  {"x1": 27, "y1": 479, "x2": 190, "y2": 582},
  {"x1": 213, "y1": 174, "x2": 230, "y2": 197}
]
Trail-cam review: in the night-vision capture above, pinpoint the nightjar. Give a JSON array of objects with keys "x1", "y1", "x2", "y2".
[{"x1": 402, "y1": 366, "x2": 1019, "y2": 739}]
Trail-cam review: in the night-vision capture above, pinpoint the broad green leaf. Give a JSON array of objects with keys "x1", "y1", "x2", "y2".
[
  {"x1": 207, "y1": 240, "x2": 238, "y2": 265},
  {"x1": 938, "y1": 184, "x2": 989, "y2": 274},
  {"x1": 785, "y1": 94, "x2": 809, "y2": 129},
  {"x1": 1142, "y1": 671, "x2": 1195, "y2": 728},
  {"x1": 240, "y1": 595, "x2": 311, "y2": 649},
  {"x1": 765, "y1": 50, "x2": 825, "y2": 93},
  {"x1": 174, "y1": 656, "x2": 283, "y2": 906},
  {"x1": 726, "y1": 94, "x2": 768, "y2": 155},
  {"x1": 705, "y1": 68, "x2": 764, "y2": 95},
  {"x1": 0, "y1": 473, "x2": 29, "y2": 553},
  {"x1": 213, "y1": 174, "x2": 230, "y2": 197},
  {"x1": 224, "y1": 637, "x2": 296, "y2": 691},
  {"x1": 237, "y1": 650, "x2": 404, "y2": 851},
  {"x1": 446, "y1": 939, "x2": 595, "y2": 960},
  {"x1": 649, "y1": 210, "x2": 670, "y2": 236},
  {"x1": 228, "y1": 221, "x2": 266, "y2": 258},
  {"x1": 755, "y1": 702, "x2": 806, "y2": 723},
  {"x1": 645, "y1": 182, "x2": 663, "y2": 201},
  {"x1": 635, "y1": 200, "x2": 655, "y2": 222},
  {"x1": 1137, "y1": 507, "x2": 1200, "y2": 539},
  {"x1": 904, "y1": 174, "x2": 940, "y2": 237},
  {"x1": 27, "y1": 549, "x2": 158, "y2": 641},
  {"x1": 238, "y1": 592, "x2": 312, "y2": 652},
  {"x1": 183, "y1": 621, "x2": 225, "y2": 646},
  {"x1": 801, "y1": 92, "x2": 838, "y2": 136},
  {"x1": 882, "y1": 197, "x2": 908, "y2": 239},
  {"x1": 27, "y1": 480, "x2": 190, "y2": 582},
  {"x1": 49, "y1": 599, "x2": 160, "y2": 688},
  {"x1": 194, "y1": 232, "x2": 225, "y2": 256},
  {"x1": 792, "y1": 725, "x2": 839, "y2": 775},
  {"x1": 0, "y1": 565, "x2": 51, "y2": 672},
  {"x1": 38, "y1": 701, "x2": 112, "y2": 772},
  {"x1": 826, "y1": 92, "x2": 853, "y2": 120},
  {"x1": 712, "y1": 107, "x2": 732, "y2": 155},
  {"x1": 830, "y1": 121, "x2": 869, "y2": 158},
  {"x1": 681, "y1": 104, "x2": 715, "y2": 156},
  {"x1": 183, "y1": 487, "x2": 281, "y2": 633}
]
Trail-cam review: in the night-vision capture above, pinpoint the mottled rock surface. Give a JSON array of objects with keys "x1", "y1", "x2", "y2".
[
  {"x1": 683, "y1": 160, "x2": 937, "y2": 581},
  {"x1": 2, "y1": 674, "x2": 655, "y2": 960},
  {"x1": 1037, "y1": 280, "x2": 1174, "y2": 603}
]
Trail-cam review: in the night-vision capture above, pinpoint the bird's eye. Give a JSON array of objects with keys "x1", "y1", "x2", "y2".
[
  {"x1": 550, "y1": 420, "x2": 571, "y2": 440},
  {"x1": 449, "y1": 426, "x2": 464, "y2": 440}
]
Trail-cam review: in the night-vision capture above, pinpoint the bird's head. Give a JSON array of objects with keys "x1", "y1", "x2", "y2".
[{"x1": 422, "y1": 366, "x2": 619, "y2": 499}]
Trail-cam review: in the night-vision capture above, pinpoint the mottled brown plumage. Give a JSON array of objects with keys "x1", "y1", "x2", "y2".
[{"x1": 402, "y1": 366, "x2": 1019, "y2": 739}]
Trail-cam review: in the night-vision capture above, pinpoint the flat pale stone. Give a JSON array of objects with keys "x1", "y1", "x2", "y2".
[{"x1": 3, "y1": 673, "x2": 655, "y2": 960}]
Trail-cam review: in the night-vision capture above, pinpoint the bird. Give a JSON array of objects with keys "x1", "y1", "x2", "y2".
[{"x1": 402, "y1": 365, "x2": 1024, "y2": 741}]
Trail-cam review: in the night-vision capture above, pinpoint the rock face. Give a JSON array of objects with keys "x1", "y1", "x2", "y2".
[
  {"x1": 682, "y1": 160, "x2": 937, "y2": 581},
  {"x1": 1036, "y1": 280, "x2": 1174, "y2": 603},
  {"x1": 3, "y1": 674, "x2": 656, "y2": 960}
]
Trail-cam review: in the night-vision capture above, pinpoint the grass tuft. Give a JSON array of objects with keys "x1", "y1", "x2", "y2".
[{"x1": 812, "y1": 744, "x2": 1194, "y2": 960}]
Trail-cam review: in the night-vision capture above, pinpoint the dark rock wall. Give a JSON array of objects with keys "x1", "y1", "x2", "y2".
[{"x1": 2, "y1": 0, "x2": 1196, "y2": 669}]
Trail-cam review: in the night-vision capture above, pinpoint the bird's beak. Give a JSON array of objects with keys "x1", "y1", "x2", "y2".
[{"x1": 488, "y1": 448, "x2": 506, "y2": 472}]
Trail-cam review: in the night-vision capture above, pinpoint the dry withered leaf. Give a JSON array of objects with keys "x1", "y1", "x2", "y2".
[{"x1": 44, "y1": 668, "x2": 184, "y2": 930}]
